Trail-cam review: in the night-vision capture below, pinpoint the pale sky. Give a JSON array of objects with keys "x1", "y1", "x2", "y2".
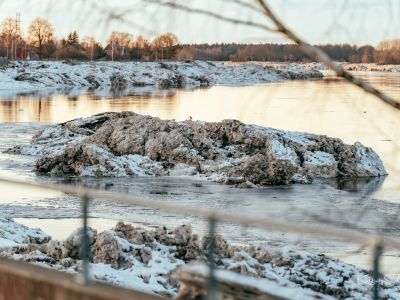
[{"x1": 0, "y1": 0, "x2": 398, "y2": 46}]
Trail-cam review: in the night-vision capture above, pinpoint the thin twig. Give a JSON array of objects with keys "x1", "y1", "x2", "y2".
[
  {"x1": 219, "y1": 0, "x2": 263, "y2": 15},
  {"x1": 144, "y1": 0, "x2": 276, "y2": 32}
]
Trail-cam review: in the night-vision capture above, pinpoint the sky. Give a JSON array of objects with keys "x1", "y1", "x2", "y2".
[{"x1": 0, "y1": 0, "x2": 399, "y2": 46}]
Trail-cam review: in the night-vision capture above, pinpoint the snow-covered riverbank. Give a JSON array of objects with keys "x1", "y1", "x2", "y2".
[
  {"x1": 3, "y1": 60, "x2": 399, "y2": 99},
  {"x1": 0, "y1": 60, "x2": 323, "y2": 99},
  {"x1": 342, "y1": 63, "x2": 400, "y2": 73},
  {"x1": 1, "y1": 218, "x2": 399, "y2": 299},
  {"x1": 292, "y1": 62, "x2": 400, "y2": 73}
]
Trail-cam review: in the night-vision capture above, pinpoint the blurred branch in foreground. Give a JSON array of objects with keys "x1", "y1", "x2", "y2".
[
  {"x1": 146, "y1": 0, "x2": 400, "y2": 110},
  {"x1": 255, "y1": 0, "x2": 400, "y2": 110}
]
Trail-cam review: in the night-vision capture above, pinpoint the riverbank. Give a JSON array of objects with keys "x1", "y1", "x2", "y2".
[
  {"x1": 1, "y1": 70, "x2": 400, "y2": 299},
  {"x1": 0, "y1": 60, "x2": 323, "y2": 99},
  {"x1": 1, "y1": 218, "x2": 399, "y2": 299},
  {"x1": 1, "y1": 60, "x2": 399, "y2": 100},
  {"x1": 342, "y1": 63, "x2": 400, "y2": 72},
  {"x1": 264, "y1": 62, "x2": 400, "y2": 73}
]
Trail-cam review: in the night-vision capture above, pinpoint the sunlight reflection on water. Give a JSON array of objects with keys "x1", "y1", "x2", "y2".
[
  {"x1": 1, "y1": 72, "x2": 399, "y2": 200},
  {"x1": 0, "y1": 72, "x2": 400, "y2": 272}
]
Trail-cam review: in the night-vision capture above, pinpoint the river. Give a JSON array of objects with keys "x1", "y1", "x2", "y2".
[{"x1": 1, "y1": 71, "x2": 399, "y2": 273}]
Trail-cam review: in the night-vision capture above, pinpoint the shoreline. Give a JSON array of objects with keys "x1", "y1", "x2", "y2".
[
  {"x1": 13, "y1": 216, "x2": 400, "y2": 275},
  {"x1": 1, "y1": 217, "x2": 400, "y2": 299},
  {"x1": 341, "y1": 63, "x2": 400, "y2": 73},
  {"x1": 0, "y1": 60, "x2": 323, "y2": 99},
  {"x1": 1, "y1": 60, "x2": 399, "y2": 100}
]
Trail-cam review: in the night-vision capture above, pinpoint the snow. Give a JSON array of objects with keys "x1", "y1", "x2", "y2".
[
  {"x1": 0, "y1": 217, "x2": 49, "y2": 249},
  {"x1": 304, "y1": 151, "x2": 337, "y2": 167},
  {"x1": 183, "y1": 264, "x2": 336, "y2": 300},
  {"x1": 89, "y1": 231, "x2": 183, "y2": 296},
  {"x1": 247, "y1": 124, "x2": 318, "y2": 147},
  {"x1": 354, "y1": 142, "x2": 387, "y2": 177},
  {"x1": 7, "y1": 112, "x2": 387, "y2": 185},
  {"x1": 270, "y1": 139, "x2": 299, "y2": 163},
  {"x1": 0, "y1": 60, "x2": 323, "y2": 98},
  {"x1": 2, "y1": 60, "x2": 398, "y2": 99},
  {"x1": 8, "y1": 125, "x2": 86, "y2": 156},
  {"x1": 80, "y1": 144, "x2": 163, "y2": 177},
  {"x1": 342, "y1": 63, "x2": 400, "y2": 73},
  {"x1": 233, "y1": 246, "x2": 400, "y2": 300},
  {"x1": 2, "y1": 218, "x2": 400, "y2": 299},
  {"x1": 276, "y1": 62, "x2": 400, "y2": 73}
]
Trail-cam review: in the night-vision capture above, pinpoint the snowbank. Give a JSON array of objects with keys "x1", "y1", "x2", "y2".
[
  {"x1": 7, "y1": 112, "x2": 387, "y2": 186},
  {"x1": 0, "y1": 217, "x2": 49, "y2": 249},
  {"x1": 267, "y1": 62, "x2": 400, "y2": 73},
  {"x1": 1, "y1": 219, "x2": 399, "y2": 299},
  {"x1": 0, "y1": 60, "x2": 323, "y2": 98},
  {"x1": 342, "y1": 63, "x2": 400, "y2": 72}
]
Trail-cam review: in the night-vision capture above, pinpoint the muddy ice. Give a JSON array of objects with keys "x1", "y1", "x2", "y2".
[
  {"x1": 1, "y1": 218, "x2": 399, "y2": 299},
  {"x1": 8, "y1": 112, "x2": 386, "y2": 186}
]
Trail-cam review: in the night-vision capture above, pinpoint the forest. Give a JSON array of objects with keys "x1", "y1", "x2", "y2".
[
  {"x1": 1, "y1": 16, "x2": 399, "y2": 64},
  {"x1": 177, "y1": 42, "x2": 400, "y2": 64}
]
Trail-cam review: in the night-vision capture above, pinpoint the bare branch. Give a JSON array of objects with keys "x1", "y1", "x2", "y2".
[
  {"x1": 144, "y1": 0, "x2": 276, "y2": 32},
  {"x1": 255, "y1": 0, "x2": 400, "y2": 110},
  {"x1": 219, "y1": 0, "x2": 263, "y2": 15},
  {"x1": 147, "y1": 0, "x2": 399, "y2": 110}
]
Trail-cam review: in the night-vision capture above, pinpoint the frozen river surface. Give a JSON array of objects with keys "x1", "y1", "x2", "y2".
[{"x1": 1, "y1": 71, "x2": 399, "y2": 272}]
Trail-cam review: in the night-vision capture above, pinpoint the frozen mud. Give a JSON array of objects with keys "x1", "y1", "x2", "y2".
[
  {"x1": 1, "y1": 218, "x2": 399, "y2": 299},
  {"x1": 7, "y1": 112, "x2": 387, "y2": 186}
]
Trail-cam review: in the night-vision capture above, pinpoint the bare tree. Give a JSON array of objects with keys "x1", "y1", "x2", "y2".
[
  {"x1": 153, "y1": 33, "x2": 179, "y2": 61},
  {"x1": 376, "y1": 39, "x2": 400, "y2": 65},
  {"x1": 108, "y1": 32, "x2": 133, "y2": 48},
  {"x1": 132, "y1": 35, "x2": 150, "y2": 60},
  {"x1": 82, "y1": 37, "x2": 96, "y2": 61},
  {"x1": 107, "y1": 31, "x2": 133, "y2": 60},
  {"x1": 152, "y1": 35, "x2": 162, "y2": 61},
  {"x1": 28, "y1": 18, "x2": 54, "y2": 59},
  {"x1": 162, "y1": 33, "x2": 179, "y2": 48},
  {"x1": 0, "y1": 18, "x2": 18, "y2": 59}
]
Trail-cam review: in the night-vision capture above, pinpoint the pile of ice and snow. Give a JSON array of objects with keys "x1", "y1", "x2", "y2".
[
  {"x1": 0, "y1": 217, "x2": 50, "y2": 249},
  {"x1": 1, "y1": 218, "x2": 400, "y2": 299},
  {"x1": 342, "y1": 63, "x2": 400, "y2": 73},
  {"x1": 8, "y1": 112, "x2": 386, "y2": 186},
  {"x1": 0, "y1": 60, "x2": 323, "y2": 98},
  {"x1": 268, "y1": 62, "x2": 400, "y2": 73}
]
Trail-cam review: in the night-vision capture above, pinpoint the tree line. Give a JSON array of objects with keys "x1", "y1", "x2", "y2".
[
  {"x1": 1, "y1": 16, "x2": 399, "y2": 64},
  {"x1": 177, "y1": 42, "x2": 400, "y2": 64},
  {"x1": 0, "y1": 17, "x2": 179, "y2": 60}
]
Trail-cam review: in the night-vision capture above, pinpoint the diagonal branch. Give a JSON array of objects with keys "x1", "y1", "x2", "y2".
[
  {"x1": 146, "y1": 0, "x2": 399, "y2": 110},
  {"x1": 255, "y1": 0, "x2": 400, "y2": 110}
]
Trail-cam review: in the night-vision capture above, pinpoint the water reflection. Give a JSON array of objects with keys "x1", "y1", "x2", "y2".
[
  {"x1": 0, "y1": 91, "x2": 180, "y2": 122},
  {"x1": 325, "y1": 176, "x2": 386, "y2": 195},
  {"x1": 0, "y1": 72, "x2": 399, "y2": 199}
]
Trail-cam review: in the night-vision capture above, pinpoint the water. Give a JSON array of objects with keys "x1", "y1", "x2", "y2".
[
  {"x1": 1, "y1": 72, "x2": 399, "y2": 198},
  {"x1": 1, "y1": 72, "x2": 400, "y2": 272}
]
